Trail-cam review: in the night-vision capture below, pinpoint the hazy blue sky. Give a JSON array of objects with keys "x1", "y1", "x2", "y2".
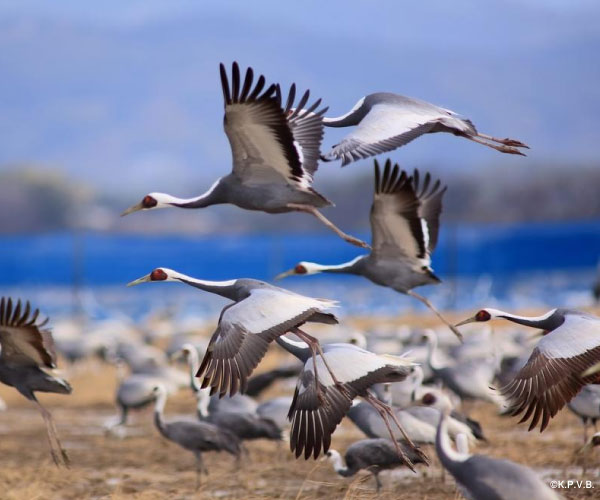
[{"x1": 1, "y1": 1, "x2": 599, "y2": 195}]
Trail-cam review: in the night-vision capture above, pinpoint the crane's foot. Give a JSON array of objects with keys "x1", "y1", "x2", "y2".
[{"x1": 501, "y1": 137, "x2": 529, "y2": 148}]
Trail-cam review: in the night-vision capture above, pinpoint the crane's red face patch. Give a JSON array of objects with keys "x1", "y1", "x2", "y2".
[
  {"x1": 475, "y1": 310, "x2": 491, "y2": 322},
  {"x1": 294, "y1": 264, "x2": 307, "y2": 274},
  {"x1": 142, "y1": 195, "x2": 158, "y2": 208},
  {"x1": 150, "y1": 268, "x2": 168, "y2": 281},
  {"x1": 422, "y1": 393, "x2": 436, "y2": 406}
]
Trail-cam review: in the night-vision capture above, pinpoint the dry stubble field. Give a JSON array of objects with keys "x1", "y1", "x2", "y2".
[{"x1": 1, "y1": 313, "x2": 599, "y2": 499}]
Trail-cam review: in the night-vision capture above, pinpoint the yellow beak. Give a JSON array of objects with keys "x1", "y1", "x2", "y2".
[
  {"x1": 121, "y1": 202, "x2": 144, "y2": 217},
  {"x1": 126, "y1": 273, "x2": 151, "y2": 287},
  {"x1": 455, "y1": 316, "x2": 477, "y2": 327},
  {"x1": 274, "y1": 268, "x2": 296, "y2": 281}
]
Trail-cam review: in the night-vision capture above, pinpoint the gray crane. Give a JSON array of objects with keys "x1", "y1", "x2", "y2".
[
  {"x1": 121, "y1": 62, "x2": 368, "y2": 249},
  {"x1": 325, "y1": 438, "x2": 427, "y2": 491},
  {"x1": 457, "y1": 308, "x2": 600, "y2": 431},
  {"x1": 567, "y1": 384, "x2": 600, "y2": 442},
  {"x1": 320, "y1": 92, "x2": 528, "y2": 165},
  {"x1": 128, "y1": 267, "x2": 340, "y2": 401},
  {"x1": 151, "y1": 383, "x2": 241, "y2": 488},
  {"x1": 0, "y1": 297, "x2": 72, "y2": 466},
  {"x1": 276, "y1": 159, "x2": 462, "y2": 340},
  {"x1": 275, "y1": 335, "x2": 427, "y2": 468},
  {"x1": 435, "y1": 410, "x2": 559, "y2": 500},
  {"x1": 178, "y1": 344, "x2": 282, "y2": 445}
]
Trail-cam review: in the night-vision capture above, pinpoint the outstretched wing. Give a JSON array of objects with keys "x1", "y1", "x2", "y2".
[
  {"x1": 412, "y1": 169, "x2": 447, "y2": 253},
  {"x1": 221, "y1": 62, "x2": 326, "y2": 190},
  {"x1": 501, "y1": 314, "x2": 600, "y2": 432},
  {"x1": 322, "y1": 94, "x2": 475, "y2": 166},
  {"x1": 370, "y1": 159, "x2": 426, "y2": 261},
  {"x1": 196, "y1": 288, "x2": 337, "y2": 397},
  {"x1": 0, "y1": 297, "x2": 56, "y2": 368}
]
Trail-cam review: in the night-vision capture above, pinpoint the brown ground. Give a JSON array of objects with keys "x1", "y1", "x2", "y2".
[{"x1": 1, "y1": 312, "x2": 599, "y2": 499}]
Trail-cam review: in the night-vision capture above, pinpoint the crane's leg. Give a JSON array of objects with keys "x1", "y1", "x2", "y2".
[
  {"x1": 582, "y1": 418, "x2": 589, "y2": 444},
  {"x1": 286, "y1": 204, "x2": 371, "y2": 250},
  {"x1": 475, "y1": 132, "x2": 529, "y2": 149},
  {"x1": 374, "y1": 472, "x2": 382, "y2": 492},
  {"x1": 194, "y1": 452, "x2": 203, "y2": 490},
  {"x1": 361, "y1": 393, "x2": 416, "y2": 472},
  {"x1": 34, "y1": 399, "x2": 69, "y2": 467},
  {"x1": 464, "y1": 135, "x2": 526, "y2": 155},
  {"x1": 406, "y1": 290, "x2": 463, "y2": 342},
  {"x1": 293, "y1": 328, "x2": 352, "y2": 400},
  {"x1": 291, "y1": 329, "x2": 326, "y2": 404}
]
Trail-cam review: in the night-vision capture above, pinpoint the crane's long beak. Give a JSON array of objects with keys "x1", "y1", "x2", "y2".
[
  {"x1": 121, "y1": 202, "x2": 144, "y2": 217},
  {"x1": 274, "y1": 268, "x2": 296, "y2": 281},
  {"x1": 455, "y1": 316, "x2": 476, "y2": 327},
  {"x1": 127, "y1": 273, "x2": 151, "y2": 287}
]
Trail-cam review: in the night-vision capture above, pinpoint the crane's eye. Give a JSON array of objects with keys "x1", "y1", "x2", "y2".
[
  {"x1": 294, "y1": 265, "x2": 307, "y2": 274},
  {"x1": 475, "y1": 310, "x2": 491, "y2": 321},
  {"x1": 142, "y1": 195, "x2": 158, "y2": 208}
]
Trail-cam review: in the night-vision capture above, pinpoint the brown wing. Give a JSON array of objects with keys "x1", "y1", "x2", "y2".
[
  {"x1": 0, "y1": 297, "x2": 56, "y2": 368},
  {"x1": 288, "y1": 368, "x2": 356, "y2": 459},
  {"x1": 501, "y1": 346, "x2": 600, "y2": 432}
]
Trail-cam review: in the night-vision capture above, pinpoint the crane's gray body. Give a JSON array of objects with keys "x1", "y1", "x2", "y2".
[
  {"x1": 343, "y1": 438, "x2": 425, "y2": 476},
  {"x1": 193, "y1": 174, "x2": 330, "y2": 214},
  {"x1": 442, "y1": 454, "x2": 559, "y2": 500},
  {"x1": 344, "y1": 255, "x2": 439, "y2": 293},
  {"x1": 0, "y1": 363, "x2": 71, "y2": 400}
]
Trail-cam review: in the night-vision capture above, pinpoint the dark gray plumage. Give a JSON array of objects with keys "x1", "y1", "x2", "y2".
[
  {"x1": 121, "y1": 62, "x2": 368, "y2": 249},
  {"x1": 326, "y1": 438, "x2": 426, "y2": 491},
  {"x1": 321, "y1": 92, "x2": 528, "y2": 165},
  {"x1": 436, "y1": 411, "x2": 559, "y2": 500},
  {"x1": 151, "y1": 384, "x2": 241, "y2": 488},
  {"x1": 276, "y1": 159, "x2": 462, "y2": 339},
  {"x1": 0, "y1": 297, "x2": 72, "y2": 466},
  {"x1": 128, "y1": 267, "x2": 338, "y2": 401}
]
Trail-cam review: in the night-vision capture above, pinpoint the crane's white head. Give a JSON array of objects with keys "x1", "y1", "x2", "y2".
[
  {"x1": 323, "y1": 449, "x2": 342, "y2": 465},
  {"x1": 455, "y1": 308, "x2": 496, "y2": 327},
  {"x1": 121, "y1": 193, "x2": 179, "y2": 216},
  {"x1": 420, "y1": 391, "x2": 452, "y2": 415},
  {"x1": 274, "y1": 262, "x2": 322, "y2": 280},
  {"x1": 127, "y1": 267, "x2": 181, "y2": 287}
]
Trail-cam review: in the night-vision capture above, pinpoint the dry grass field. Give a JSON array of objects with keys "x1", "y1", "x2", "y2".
[{"x1": 1, "y1": 312, "x2": 599, "y2": 499}]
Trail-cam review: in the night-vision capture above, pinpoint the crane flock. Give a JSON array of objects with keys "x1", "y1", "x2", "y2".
[{"x1": 2, "y1": 60, "x2": 599, "y2": 499}]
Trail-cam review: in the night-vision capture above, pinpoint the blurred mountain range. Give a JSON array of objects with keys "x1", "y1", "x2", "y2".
[{"x1": 1, "y1": 0, "x2": 599, "y2": 199}]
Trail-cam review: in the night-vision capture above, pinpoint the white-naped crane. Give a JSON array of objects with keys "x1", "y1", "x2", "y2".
[
  {"x1": 276, "y1": 159, "x2": 462, "y2": 340},
  {"x1": 324, "y1": 438, "x2": 427, "y2": 491},
  {"x1": 435, "y1": 409, "x2": 560, "y2": 500},
  {"x1": 422, "y1": 329, "x2": 503, "y2": 406},
  {"x1": 121, "y1": 62, "x2": 368, "y2": 249},
  {"x1": 0, "y1": 297, "x2": 72, "y2": 466},
  {"x1": 177, "y1": 344, "x2": 283, "y2": 445},
  {"x1": 151, "y1": 383, "x2": 241, "y2": 489},
  {"x1": 275, "y1": 335, "x2": 428, "y2": 468},
  {"x1": 127, "y1": 267, "x2": 340, "y2": 402},
  {"x1": 567, "y1": 384, "x2": 600, "y2": 443},
  {"x1": 456, "y1": 308, "x2": 600, "y2": 431},
  {"x1": 320, "y1": 92, "x2": 528, "y2": 166}
]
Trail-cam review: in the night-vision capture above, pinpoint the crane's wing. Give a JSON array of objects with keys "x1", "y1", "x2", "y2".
[
  {"x1": 289, "y1": 346, "x2": 413, "y2": 459},
  {"x1": 322, "y1": 95, "x2": 476, "y2": 166},
  {"x1": 0, "y1": 297, "x2": 56, "y2": 368},
  {"x1": 501, "y1": 314, "x2": 600, "y2": 432},
  {"x1": 412, "y1": 169, "x2": 447, "y2": 253},
  {"x1": 288, "y1": 365, "x2": 354, "y2": 459},
  {"x1": 221, "y1": 62, "x2": 327, "y2": 190},
  {"x1": 370, "y1": 159, "x2": 427, "y2": 261},
  {"x1": 196, "y1": 288, "x2": 338, "y2": 397}
]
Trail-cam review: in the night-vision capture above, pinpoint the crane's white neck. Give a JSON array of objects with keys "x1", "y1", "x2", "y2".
[
  {"x1": 436, "y1": 413, "x2": 469, "y2": 467},
  {"x1": 300, "y1": 256, "x2": 365, "y2": 275},
  {"x1": 161, "y1": 269, "x2": 237, "y2": 299},
  {"x1": 182, "y1": 346, "x2": 202, "y2": 393},
  {"x1": 151, "y1": 179, "x2": 225, "y2": 209},
  {"x1": 153, "y1": 387, "x2": 168, "y2": 416},
  {"x1": 381, "y1": 383, "x2": 393, "y2": 406},
  {"x1": 455, "y1": 433, "x2": 471, "y2": 456},
  {"x1": 425, "y1": 331, "x2": 445, "y2": 371}
]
